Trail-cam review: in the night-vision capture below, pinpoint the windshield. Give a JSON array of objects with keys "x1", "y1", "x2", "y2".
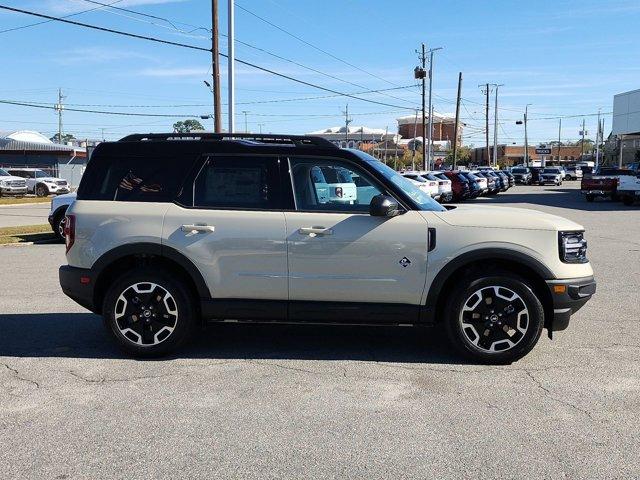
[
  {"x1": 34, "y1": 170, "x2": 49, "y2": 178},
  {"x1": 0, "y1": 168, "x2": 9, "y2": 176},
  {"x1": 511, "y1": 168, "x2": 527, "y2": 174},
  {"x1": 543, "y1": 168, "x2": 559, "y2": 174},
  {"x1": 352, "y1": 152, "x2": 445, "y2": 211}
]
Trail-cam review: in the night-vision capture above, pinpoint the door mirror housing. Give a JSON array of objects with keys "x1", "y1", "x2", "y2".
[{"x1": 370, "y1": 194, "x2": 402, "y2": 217}]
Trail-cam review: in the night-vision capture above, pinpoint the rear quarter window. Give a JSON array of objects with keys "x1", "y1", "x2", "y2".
[{"x1": 78, "y1": 153, "x2": 197, "y2": 202}]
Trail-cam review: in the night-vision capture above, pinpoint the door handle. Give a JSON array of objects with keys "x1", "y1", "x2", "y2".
[
  {"x1": 298, "y1": 226, "x2": 333, "y2": 236},
  {"x1": 181, "y1": 224, "x2": 215, "y2": 233}
]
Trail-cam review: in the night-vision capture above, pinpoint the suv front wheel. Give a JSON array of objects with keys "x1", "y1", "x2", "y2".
[
  {"x1": 103, "y1": 268, "x2": 197, "y2": 357},
  {"x1": 444, "y1": 272, "x2": 544, "y2": 364}
]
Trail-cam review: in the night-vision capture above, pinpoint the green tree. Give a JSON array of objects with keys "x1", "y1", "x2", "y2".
[
  {"x1": 50, "y1": 133, "x2": 76, "y2": 144},
  {"x1": 444, "y1": 145, "x2": 471, "y2": 165},
  {"x1": 173, "y1": 119, "x2": 205, "y2": 133}
]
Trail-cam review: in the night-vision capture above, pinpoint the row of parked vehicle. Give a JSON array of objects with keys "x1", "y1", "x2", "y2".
[
  {"x1": 0, "y1": 167, "x2": 70, "y2": 197},
  {"x1": 510, "y1": 166, "x2": 583, "y2": 186},
  {"x1": 401, "y1": 168, "x2": 515, "y2": 202},
  {"x1": 580, "y1": 165, "x2": 640, "y2": 206}
]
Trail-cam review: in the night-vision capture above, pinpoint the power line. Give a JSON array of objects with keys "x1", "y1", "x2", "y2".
[{"x1": 0, "y1": 5, "x2": 417, "y2": 111}]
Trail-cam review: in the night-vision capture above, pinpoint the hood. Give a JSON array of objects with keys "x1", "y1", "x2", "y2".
[
  {"x1": 41, "y1": 177, "x2": 64, "y2": 182},
  {"x1": 430, "y1": 204, "x2": 583, "y2": 231},
  {"x1": 0, "y1": 175, "x2": 25, "y2": 182}
]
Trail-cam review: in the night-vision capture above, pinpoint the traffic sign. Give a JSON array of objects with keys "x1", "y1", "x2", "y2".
[{"x1": 535, "y1": 148, "x2": 552, "y2": 155}]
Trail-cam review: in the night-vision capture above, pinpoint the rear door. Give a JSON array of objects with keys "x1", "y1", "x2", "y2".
[{"x1": 162, "y1": 155, "x2": 288, "y2": 308}]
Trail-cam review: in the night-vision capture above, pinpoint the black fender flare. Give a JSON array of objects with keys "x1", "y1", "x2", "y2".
[
  {"x1": 422, "y1": 248, "x2": 555, "y2": 323},
  {"x1": 92, "y1": 242, "x2": 210, "y2": 299}
]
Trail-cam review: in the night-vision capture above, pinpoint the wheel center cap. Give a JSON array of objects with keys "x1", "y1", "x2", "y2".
[
  {"x1": 490, "y1": 314, "x2": 499, "y2": 323},
  {"x1": 142, "y1": 310, "x2": 152, "y2": 318}
]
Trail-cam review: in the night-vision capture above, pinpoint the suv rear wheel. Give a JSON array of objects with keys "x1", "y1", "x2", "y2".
[
  {"x1": 444, "y1": 272, "x2": 544, "y2": 364},
  {"x1": 35, "y1": 184, "x2": 48, "y2": 197},
  {"x1": 103, "y1": 268, "x2": 197, "y2": 357}
]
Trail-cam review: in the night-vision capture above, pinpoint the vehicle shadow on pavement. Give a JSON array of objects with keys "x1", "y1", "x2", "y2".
[
  {"x1": 0, "y1": 313, "x2": 460, "y2": 364},
  {"x1": 475, "y1": 187, "x2": 634, "y2": 212}
]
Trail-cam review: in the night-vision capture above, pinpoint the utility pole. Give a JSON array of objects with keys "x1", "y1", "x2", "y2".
[
  {"x1": 426, "y1": 47, "x2": 442, "y2": 170},
  {"x1": 211, "y1": 0, "x2": 222, "y2": 132},
  {"x1": 342, "y1": 104, "x2": 352, "y2": 143},
  {"x1": 411, "y1": 108, "x2": 419, "y2": 171},
  {"x1": 492, "y1": 84, "x2": 504, "y2": 167},
  {"x1": 258, "y1": 123, "x2": 264, "y2": 134},
  {"x1": 595, "y1": 109, "x2": 601, "y2": 168},
  {"x1": 383, "y1": 126, "x2": 389, "y2": 163},
  {"x1": 557, "y1": 118, "x2": 562, "y2": 164},
  {"x1": 227, "y1": 0, "x2": 235, "y2": 133},
  {"x1": 524, "y1": 104, "x2": 530, "y2": 167},
  {"x1": 481, "y1": 83, "x2": 490, "y2": 166},
  {"x1": 452, "y1": 72, "x2": 462, "y2": 168},
  {"x1": 580, "y1": 118, "x2": 586, "y2": 160},
  {"x1": 418, "y1": 44, "x2": 427, "y2": 170},
  {"x1": 55, "y1": 88, "x2": 65, "y2": 144},
  {"x1": 242, "y1": 110, "x2": 249, "y2": 132}
]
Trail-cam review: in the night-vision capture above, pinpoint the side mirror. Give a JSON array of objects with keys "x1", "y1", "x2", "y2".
[{"x1": 370, "y1": 194, "x2": 402, "y2": 217}]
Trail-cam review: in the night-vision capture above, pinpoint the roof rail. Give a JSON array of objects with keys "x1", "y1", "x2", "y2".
[{"x1": 118, "y1": 132, "x2": 337, "y2": 148}]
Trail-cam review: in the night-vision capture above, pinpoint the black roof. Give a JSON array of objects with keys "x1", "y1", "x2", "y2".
[{"x1": 118, "y1": 132, "x2": 336, "y2": 148}]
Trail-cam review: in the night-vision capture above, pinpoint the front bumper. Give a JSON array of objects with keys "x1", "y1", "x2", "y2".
[
  {"x1": 545, "y1": 276, "x2": 596, "y2": 332},
  {"x1": 59, "y1": 265, "x2": 98, "y2": 313},
  {"x1": 0, "y1": 186, "x2": 27, "y2": 195}
]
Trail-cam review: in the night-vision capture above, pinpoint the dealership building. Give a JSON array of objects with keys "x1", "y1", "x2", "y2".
[{"x1": 612, "y1": 88, "x2": 640, "y2": 165}]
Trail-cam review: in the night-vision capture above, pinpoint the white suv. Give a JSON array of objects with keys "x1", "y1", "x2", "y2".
[
  {"x1": 59, "y1": 133, "x2": 596, "y2": 363},
  {"x1": 0, "y1": 168, "x2": 28, "y2": 196},
  {"x1": 7, "y1": 168, "x2": 70, "y2": 196}
]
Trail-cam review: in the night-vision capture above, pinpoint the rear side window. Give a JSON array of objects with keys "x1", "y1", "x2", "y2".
[
  {"x1": 78, "y1": 154, "x2": 195, "y2": 202},
  {"x1": 192, "y1": 156, "x2": 281, "y2": 210}
]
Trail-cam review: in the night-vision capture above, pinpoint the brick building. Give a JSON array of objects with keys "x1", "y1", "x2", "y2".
[
  {"x1": 396, "y1": 114, "x2": 462, "y2": 147},
  {"x1": 471, "y1": 144, "x2": 586, "y2": 166}
]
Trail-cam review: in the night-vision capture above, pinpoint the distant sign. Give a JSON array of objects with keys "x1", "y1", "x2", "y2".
[{"x1": 535, "y1": 148, "x2": 552, "y2": 155}]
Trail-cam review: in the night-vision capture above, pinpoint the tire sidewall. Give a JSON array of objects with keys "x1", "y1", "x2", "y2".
[
  {"x1": 445, "y1": 274, "x2": 544, "y2": 364},
  {"x1": 103, "y1": 268, "x2": 196, "y2": 357}
]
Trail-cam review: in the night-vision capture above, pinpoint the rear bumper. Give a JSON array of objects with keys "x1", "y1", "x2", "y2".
[
  {"x1": 581, "y1": 189, "x2": 613, "y2": 196},
  {"x1": 545, "y1": 276, "x2": 596, "y2": 331},
  {"x1": 59, "y1": 265, "x2": 98, "y2": 313}
]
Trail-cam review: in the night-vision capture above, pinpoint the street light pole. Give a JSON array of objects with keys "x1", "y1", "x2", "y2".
[
  {"x1": 211, "y1": 0, "x2": 222, "y2": 132},
  {"x1": 426, "y1": 47, "x2": 442, "y2": 171},
  {"x1": 524, "y1": 104, "x2": 531, "y2": 167},
  {"x1": 227, "y1": 0, "x2": 235, "y2": 133},
  {"x1": 492, "y1": 84, "x2": 504, "y2": 167},
  {"x1": 242, "y1": 110, "x2": 249, "y2": 132}
]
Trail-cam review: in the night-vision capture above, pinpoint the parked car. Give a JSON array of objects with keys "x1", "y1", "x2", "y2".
[
  {"x1": 7, "y1": 168, "x2": 70, "y2": 197},
  {"x1": 311, "y1": 165, "x2": 357, "y2": 204},
  {"x1": 503, "y1": 170, "x2": 516, "y2": 187},
  {"x1": 495, "y1": 171, "x2": 512, "y2": 190},
  {"x1": 581, "y1": 167, "x2": 636, "y2": 202},
  {"x1": 466, "y1": 171, "x2": 488, "y2": 194},
  {"x1": 617, "y1": 173, "x2": 640, "y2": 206},
  {"x1": 401, "y1": 172, "x2": 440, "y2": 200},
  {"x1": 442, "y1": 170, "x2": 471, "y2": 201},
  {"x1": 564, "y1": 166, "x2": 583, "y2": 181},
  {"x1": 510, "y1": 167, "x2": 532, "y2": 185},
  {"x1": 473, "y1": 171, "x2": 499, "y2": 195},
  {"x1": 0, "y1": 168, "x2": 28, "y2": 197},
  {"x1": 60, "y1": 132, "x2": 595, "y2": 364},
  {"x1": 538, "y1": 168, "x2": 564, "y2": 186},
  {"x1": 459, "y1": 171, "x2": 483, "y2": 198},
  {"x1": 428, "y1": 172, "x2": 453, "y2": 203},
  {"x1": 484, "y1": 170, "x2": 508, "y2": 192},
  {"x1": 48, "y1": 192, "x2": 76, "y2": 240}
]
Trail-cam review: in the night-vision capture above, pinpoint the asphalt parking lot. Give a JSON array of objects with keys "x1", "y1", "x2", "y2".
[
  {"x1": 0, "y1": 202, "x2": 50, "y2": 228},
  {"x1": 1, "y1": 182, "x2": 639, "y2": 479}
]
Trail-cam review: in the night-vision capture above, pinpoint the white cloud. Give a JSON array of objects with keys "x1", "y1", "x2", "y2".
[{"x1": 44, "y1": 0, "x2": 187, "y2": 15}]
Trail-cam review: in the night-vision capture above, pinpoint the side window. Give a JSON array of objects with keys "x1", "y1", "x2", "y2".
[
  {"x1": 289, "y1": 157, "x2": 383, "y2": 212},
  {"x1": 193, "y1": 156, "x2": 281, "y2": 210}
]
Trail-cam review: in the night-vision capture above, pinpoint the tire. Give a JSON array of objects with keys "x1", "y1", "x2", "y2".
[
  {"x1": 102, "y1": 268, "x2": 198, "y2": 357},
  {"x1": 611, "y1": 193, "x2": 620, "y2": 202},
  {"x1": 444, "y1": 272, "x2": 544, "y2": 364},
  {"x1": 52, "y1": 209, "x2": 67, "y2": 240},
  {"x1": 586, "y1": 194, "x2": 595, "y2": 202},
  {"x1": 623, "y1": 195, "x2": 634, "y2": 206},
  {"x1": 35, "y1": 184, "x2": 48, "y2": 197}
]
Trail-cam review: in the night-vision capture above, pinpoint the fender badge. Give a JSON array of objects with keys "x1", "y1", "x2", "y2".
[{"x1": 399, "y1": 257, "x2": 411, "y2": 268}]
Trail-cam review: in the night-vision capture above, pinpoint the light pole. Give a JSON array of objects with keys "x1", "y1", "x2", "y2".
[
  {"x1": 426, "y1": 47, "x2": 443, "y2": 170},
  {"x1": 492, "y1": 84, "x2": 504, "y2": 167},
  {"x1": 227, "y1": 0, "x2": 235, "y2": 133},
  {"x1": 241, "y1": 110, "x2": 249, "y2": 133},
  {"x1": 516, "y1": 104, "x2": 532, "y2": 166}
]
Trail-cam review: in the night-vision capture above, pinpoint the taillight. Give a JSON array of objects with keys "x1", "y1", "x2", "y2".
[
  {"x1": 64, "y1": 214, "x2": 75, "y2": 253},
  {"x1": 438, "y1": 181, "x2": 445, "y2": 185},
  {"x1": 335, "y1": 187, "x2": 343, "y2": 198}
]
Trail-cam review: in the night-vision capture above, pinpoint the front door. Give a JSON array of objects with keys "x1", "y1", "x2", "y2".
[{"x1": 284, "y1": 156, "x2": 429, "y2": 321}]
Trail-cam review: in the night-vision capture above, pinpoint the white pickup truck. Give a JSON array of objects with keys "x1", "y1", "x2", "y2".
[{"x1": 618, "y1": 174, "x2": 640, "y2": 206}]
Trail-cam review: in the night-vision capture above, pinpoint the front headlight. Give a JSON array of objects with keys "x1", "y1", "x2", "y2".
[
  {"x1": 559, "y1": 231, "x2": 588, "y2": 263},
  {"x1": 0, "y1": 180, "x2": 9, "y2": 187}
]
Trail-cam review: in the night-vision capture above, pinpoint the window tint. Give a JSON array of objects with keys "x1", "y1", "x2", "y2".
[
  {"x1": 0, "y1": 168, "x2": 9, "y2": 176},
  {"x1": 193, "y1": 156, "x2": 280, "y2": 209},
  {"x1": 78, "y1": 154, "x2": 196, "y2": 202},
  {"x1": 34, "y1": 170, "x2": 48, "y2": 178},
  {"x1": 290, "y1": 157, "x2": 382, "y2": 212}
]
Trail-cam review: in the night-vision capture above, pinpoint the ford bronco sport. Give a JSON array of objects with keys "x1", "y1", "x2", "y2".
[{"x1": 59, "y1": 133, "x2": 595, "y2": 363}]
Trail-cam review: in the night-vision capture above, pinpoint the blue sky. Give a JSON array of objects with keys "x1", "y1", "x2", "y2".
[{"x1": 0, "y1": 0, "x2": 638, "y2": 146}]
